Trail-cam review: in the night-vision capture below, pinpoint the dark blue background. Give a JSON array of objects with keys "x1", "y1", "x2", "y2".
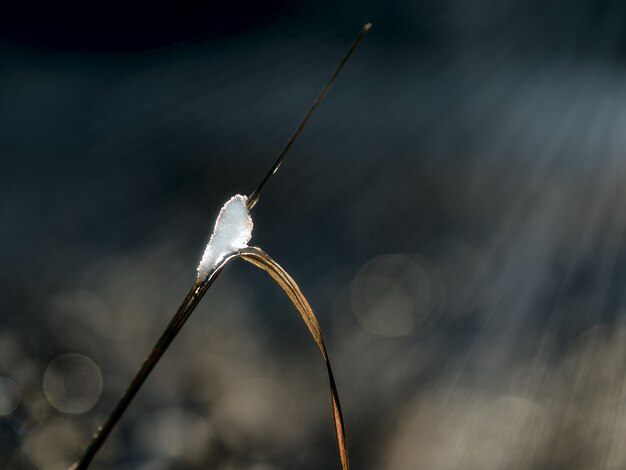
[{"x1": 2, "y1": 1, "x2": 626, "y2": 469}]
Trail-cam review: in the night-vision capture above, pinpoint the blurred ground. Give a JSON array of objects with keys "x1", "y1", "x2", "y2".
[{"x1": 3, "y1": 1, "x2": 626, "y2": 469}]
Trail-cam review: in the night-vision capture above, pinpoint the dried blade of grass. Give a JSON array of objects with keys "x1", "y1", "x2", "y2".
[
  {"x1": 239, "y1": 246, "x2": 349, "y2": 470},
  {"x1": 74, "y1": 23, "x2": 371, "y2": 467}
]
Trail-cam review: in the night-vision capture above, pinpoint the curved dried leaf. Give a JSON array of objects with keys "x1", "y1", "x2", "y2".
[{"x1": 239, "y1": 246, "x2": 350, "y2": 470}]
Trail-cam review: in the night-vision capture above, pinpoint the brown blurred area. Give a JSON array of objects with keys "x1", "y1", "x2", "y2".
[{"x1": 3, "y1": 1, "x2": 626, "y2": 469}]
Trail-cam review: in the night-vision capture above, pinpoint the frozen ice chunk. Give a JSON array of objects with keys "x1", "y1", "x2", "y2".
[{"x1": 197, "y1": 194, "x2": 253, "y2": 281}]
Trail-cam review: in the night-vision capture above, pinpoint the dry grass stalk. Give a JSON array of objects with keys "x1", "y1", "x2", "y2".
[
  {"x1": 72, "y1": 23, "x2": 370, "y2": 469},
  {"x1": 240, "y1": 247, "x2": 349, "y2": 469}
]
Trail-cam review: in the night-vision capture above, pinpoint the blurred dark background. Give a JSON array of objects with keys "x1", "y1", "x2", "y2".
[{"x1": 3, "y1": 1, "x2": 626, "y2": 468}]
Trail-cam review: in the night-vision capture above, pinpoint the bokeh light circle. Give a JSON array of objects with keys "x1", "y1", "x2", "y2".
[
  {"x1": 43, "y1": 353, "x2": 102, "y2": 414},
  {"x1": 350, "y1": 254, "x2": 431, "y2": 337}
]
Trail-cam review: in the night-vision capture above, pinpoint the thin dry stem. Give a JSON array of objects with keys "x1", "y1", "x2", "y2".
[
  {"x1": 246, "y1": 22, "x2": 372, "y2": 210},
  {"x1": 71, "y1": 255, "x2": 237, "y2": 470}
]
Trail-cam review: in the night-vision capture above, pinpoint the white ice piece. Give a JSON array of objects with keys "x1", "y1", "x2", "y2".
[{"x1": 197, "y1": 194, "x2": 253, "y2": 281}]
